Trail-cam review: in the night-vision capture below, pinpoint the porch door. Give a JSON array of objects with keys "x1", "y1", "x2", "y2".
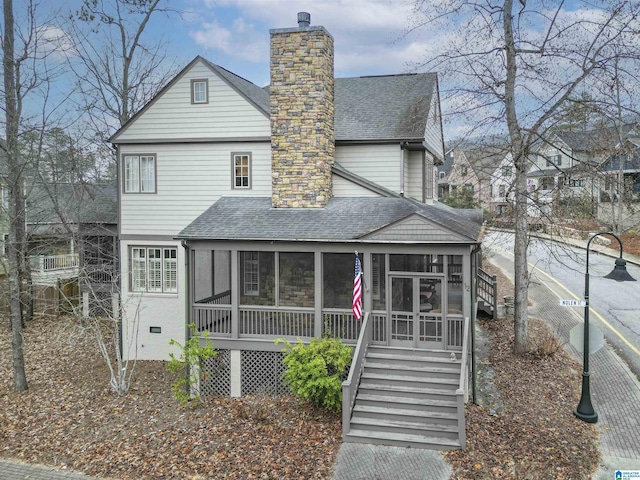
[{"x1": 389, "y1": 276, "x2": 443, "y2": 349}]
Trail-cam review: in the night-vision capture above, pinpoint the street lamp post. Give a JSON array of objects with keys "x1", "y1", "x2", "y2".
[{"x1": 574, "y1": 232, "x2": 636, "y2": 423}]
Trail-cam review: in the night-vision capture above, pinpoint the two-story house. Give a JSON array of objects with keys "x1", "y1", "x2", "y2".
[
  {"x1": 111, "y1": 13, "x2": 483, "y2": 450},
  {"x1": 528, "y1": 124, "x2": 637, "y2": 218},
  {"x1": 442, "y1": 144, "x2": 514, "y2": 215}
]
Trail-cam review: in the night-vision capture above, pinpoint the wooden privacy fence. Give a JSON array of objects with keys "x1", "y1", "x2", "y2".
[{"x1": 0, "y1": 278, "x2": 79, "y2": 317}]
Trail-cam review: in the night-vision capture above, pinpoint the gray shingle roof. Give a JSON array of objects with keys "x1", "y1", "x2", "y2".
[
  {"x1": 177, "y1": 196, "x2": 481, "y2": 243},
  {"x1": 334, "y1": 74, "x2": 436, "y2": 141},
  {"x1": 26, "y1": 182, "x2": 118, "y2": 226}
]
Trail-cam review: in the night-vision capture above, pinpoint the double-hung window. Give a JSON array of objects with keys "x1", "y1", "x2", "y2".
[
  {"x1": 123, "y1": 155, "x2": 156, "y2": 193},
  {"x1": 131, "y1": 247, "x2": 177, "y2": 293},
  {"x1": 546, "y1": 154, "x2": 562, "y2": 167},
  {"x1": 191, "y1": 79, "x2": 208, "y2": 104},
  {"x1": 232, "y1": 153, "x2": 251, "y2": 189},
  {"x1": 501, "y1": 166, "x2": 510, "y2": 177}
]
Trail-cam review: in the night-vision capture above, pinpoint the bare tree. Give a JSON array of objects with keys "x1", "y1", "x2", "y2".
[
  {"x1": 411, "y1": 0, "x2": 640, "y2": 353},
  {"x1": 67, "y1": 0, "x2": 179, "y2": 140}
]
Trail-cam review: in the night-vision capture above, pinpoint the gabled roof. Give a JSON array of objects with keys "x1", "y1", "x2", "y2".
[
  {"x1": 332, "y1": 162, "x2": 402, "y2": 198},
  {"x1": 177, "y1": 196, "x2": 481, "y2": 243},
  {"x1": 543, "y1": 123, "x2": 638, "y2": 153},
  {"x1": 26, "y1": 182, "x2": 118, "y2": 227},
  {"x1": 463, "y1": 145, "x2": 511, "y2": 182},
  {"x1": 334, "y1": 73, "x2": 437, "y2": 142},
  {"x1": 112, "y1": 56, "x2": 439, "y2": 144}
]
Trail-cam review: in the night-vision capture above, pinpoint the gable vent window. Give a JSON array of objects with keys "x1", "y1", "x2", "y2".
[{"x1": 191, "y1": 79, "x2": 209, "y2": 104}]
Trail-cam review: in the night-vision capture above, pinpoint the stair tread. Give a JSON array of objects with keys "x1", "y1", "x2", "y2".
[
  {"x1": 361, "y1": 372, "x2": 459, "y2": 385},
  {"x1": 350, "y1": 416, "x2": 459, "y2": 433},
  {"x1": 365, "y1": 361, "x2": 460, "y2": 374},
  {"x1": 353, "y1": 404, "x2": 458, "y2": 420},
  {"x1": 359, "y1": 383, "x2": 456, "y2": 395},
  {"x1": 367, "y1": 352, "x2": 462, "y2": 364},
  {"x1": 356, "y1": 393, "x2": 457, "y2": 407},
  {"x1": 346, "y1": 429, "x2": 461, "y2": 447}
]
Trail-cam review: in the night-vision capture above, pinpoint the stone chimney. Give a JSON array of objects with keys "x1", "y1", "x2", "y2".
[{"x1": 270, "y1": 12, "x2": 335, "y2": 208}]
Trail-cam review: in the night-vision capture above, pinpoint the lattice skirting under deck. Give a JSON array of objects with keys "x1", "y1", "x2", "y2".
[{"x1": 200, "y1": 349, "x2": 288, "y2": 397}]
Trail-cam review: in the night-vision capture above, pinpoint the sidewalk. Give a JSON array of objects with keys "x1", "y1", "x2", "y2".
[
  {"x1": 0, "y1": 460, "x2": 98, "y2": 480},
  {"x1": 488, "y1": 244, "x2": 640, "y2": 478}
]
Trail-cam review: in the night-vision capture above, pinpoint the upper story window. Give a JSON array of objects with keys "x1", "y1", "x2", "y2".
[
  {"x1": 438, "y1": 171, "x2": 445, "y2": 180},
  {"x1": 123, "y1": 155, "x2": 156, "y2": 193},
  {"x1": 232, "y1": 152, "x2": 251, "y2": 189},
  {"x1": 501, "y1": 166, "x2": 511, "y2": 177},
  {"x1": 499, "y1": 184, "x2": 506, "y2": 197},
  {"x1": 461, "y1": 165, "x2": 468, "y2": 176},
  {"x1": 546, "y1": 154, "x2": 562, "y2": 167},
  {"x1": 131, "y1": 246, "x2": 177, "y2": 293},
  {"x1": 2, "y1": 233, "x2": 9, "y2": 256},
  {"x1": 191, "y1": 79, "x2": 209, "y2": 104}
]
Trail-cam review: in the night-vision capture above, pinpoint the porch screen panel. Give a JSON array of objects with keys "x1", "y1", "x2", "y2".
[
  {"x1": 194, "y1": 250, "x2": 232, "y2": 304},
  {"x1": 447, "y1": 255, "x2": 463, "y2": 314},
  {"x1": 322, "y1": 253, "x2": 356, "y2": 309},
  {"x1": 371, "y1": 254, "x2": 386, "y2": 310},
  {"x1": 390, "y1": 254, "x2": 443, "y2": 273},
  {"x1": 279, "y1": 252, "x2": 314, "y2": 307},
  {"x1": 239, "y1": 251, "x2": 274, "y2": 305}
]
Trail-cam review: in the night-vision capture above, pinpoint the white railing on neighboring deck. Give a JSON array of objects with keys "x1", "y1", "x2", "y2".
[
  {"x1": 30, "y1": 254, "x2": 79, "y2": 272},
  {"x1": 455, "y1": 316, "x2": 471, "y2": 449},
  {"x1": 341, "y1": 311, "x2": 372, "y2": 439}
]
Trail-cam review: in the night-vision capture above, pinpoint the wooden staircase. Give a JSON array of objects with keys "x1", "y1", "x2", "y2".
[{"x1": 344, "y1": 346, "x2": 464, "y2": 450}]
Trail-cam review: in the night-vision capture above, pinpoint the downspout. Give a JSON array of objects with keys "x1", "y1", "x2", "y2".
[
  {"x1": 400, "y1": 142, "x2": 406, "y2": 197},
  {"x1": 182, "y1": 240, "x2": 190, "y2": 340},
  {"x1": 114, "y1": 143, "x2": 123, "y2": 360},
  {"x1": 470, "y1": 242, "x2": 481, "y2": 405}
]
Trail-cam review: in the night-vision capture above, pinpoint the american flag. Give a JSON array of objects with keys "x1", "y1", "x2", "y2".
[{"x1": 353, "y1": 254, "x2": 363, "y2": 320}]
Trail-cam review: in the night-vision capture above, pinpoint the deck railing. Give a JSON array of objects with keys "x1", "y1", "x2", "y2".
[
  {"x1": 477, "y1": 267, "x2": 498, "y2": 319},
  {"x1": 194, "y1": 305, "x2": 232, "y2": 336},
  {"x1": 30, "y1": 254, "x2": 79, "y2": 272},
  {"x1": 455, "y1": 315, "x2": 471, "y2": 449},
  {"x1": 240, "y1": 307, "x2": 314, "y2": 337},
  {"x1": 341, "y1": 311, "x2": 372, "y2": 438},
  {"x1": 322, "y1": 309, "x2": 387, "y2": 343},
  {"x1": 447, "y1": 316, "x2": 465, "y2": 349}
]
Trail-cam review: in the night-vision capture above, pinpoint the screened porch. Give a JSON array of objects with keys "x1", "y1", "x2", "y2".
[{"x1": 188, "y1": 246, "x2": 470, "y2": 351}]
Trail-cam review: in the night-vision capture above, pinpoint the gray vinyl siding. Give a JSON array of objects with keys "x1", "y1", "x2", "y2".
[
  {"x1": 332, "y1": 174, "x2": 382, "y2": 197},
  {"x1": 120, "y1": 142, "x2": 271, "y2": 236},
  {"x1": 115, "y1": 61, "x2": 269, "y2": 142},
  {"x1": 336, "y1": 144, "x2": 401, "y2": 193},
  {"x1": 406, "y1": 150, "x2": 422, "y2": 201},
  {"x1": 364, "y1": 215, "x2": 468, "y2": 242},
  {"x1": 423, "y1": 91, "x2": 444, "y2": 162}
]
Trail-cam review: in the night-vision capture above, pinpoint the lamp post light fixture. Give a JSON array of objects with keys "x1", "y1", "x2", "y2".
[{"x1": 574, "y1": 232, "x2": 636, "y2": 423}]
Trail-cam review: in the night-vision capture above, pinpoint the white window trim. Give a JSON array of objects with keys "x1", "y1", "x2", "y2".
[
  {"x1": 191, "y1": 79, "x2": 209, "y2": 104},
  {"x1": 232, "y1": 152, "x2": 252, "y2": 189},
  {"x1": 130, "y1": 246, "x2": 178, "y2": 293},
  {"x1": 123, "y1": 154, "x2": 156, "y2": 193}
]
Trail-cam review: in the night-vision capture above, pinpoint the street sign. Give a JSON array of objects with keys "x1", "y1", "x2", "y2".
[
  {"x1": 560, "y1": 299, "x2": 587, "y2": 307},
  {"x1": 570, "y1": 323, "x2": 605, "y2": 354}
]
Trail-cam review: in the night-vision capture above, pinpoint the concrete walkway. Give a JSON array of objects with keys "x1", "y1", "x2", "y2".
[{"x1": 0, "y1": 460, "x2": 98, "y2": 480}]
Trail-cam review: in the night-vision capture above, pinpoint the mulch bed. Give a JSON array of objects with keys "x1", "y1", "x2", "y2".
[{"x1": 0, "y1": 317, "x2": 341, "y2": 479}]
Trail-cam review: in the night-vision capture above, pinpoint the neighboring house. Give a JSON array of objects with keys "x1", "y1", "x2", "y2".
[
  {"x1": 528, "y1": 124, "x2": 637, "y2": 217},
  {"x1": 443, "y1": 144, "x2": 514, "y2": 214},
  {"x1": 0, "y1": 180, "x2": 118, "y2": 314},
  {"x1": 111, "y1": 13, "x2": 482, "y2": 449}
]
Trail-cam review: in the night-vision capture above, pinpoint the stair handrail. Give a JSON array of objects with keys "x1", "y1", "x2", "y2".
[
  {"x1": 455, "y1": 315, "x2": 470, "y2": 448},
  {"x1": 341, "y1": 311, "x2": 372, "y2": 438}
]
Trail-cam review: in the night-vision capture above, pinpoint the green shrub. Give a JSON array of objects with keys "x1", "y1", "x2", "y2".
[
  {"x1": 276, "y1": 337, "x2": 353, "y2": 412},
  {"x1": 168, "y1": 324, "x2": 216, "y2": 407}
]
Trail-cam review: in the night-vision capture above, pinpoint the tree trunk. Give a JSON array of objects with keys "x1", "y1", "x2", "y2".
[
  {"x1": 503, "y1": 0, "x2": 529, "y2": 353},
  {"x1": 3, "y1": 0, "x2": 28, "y2": 391}
]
